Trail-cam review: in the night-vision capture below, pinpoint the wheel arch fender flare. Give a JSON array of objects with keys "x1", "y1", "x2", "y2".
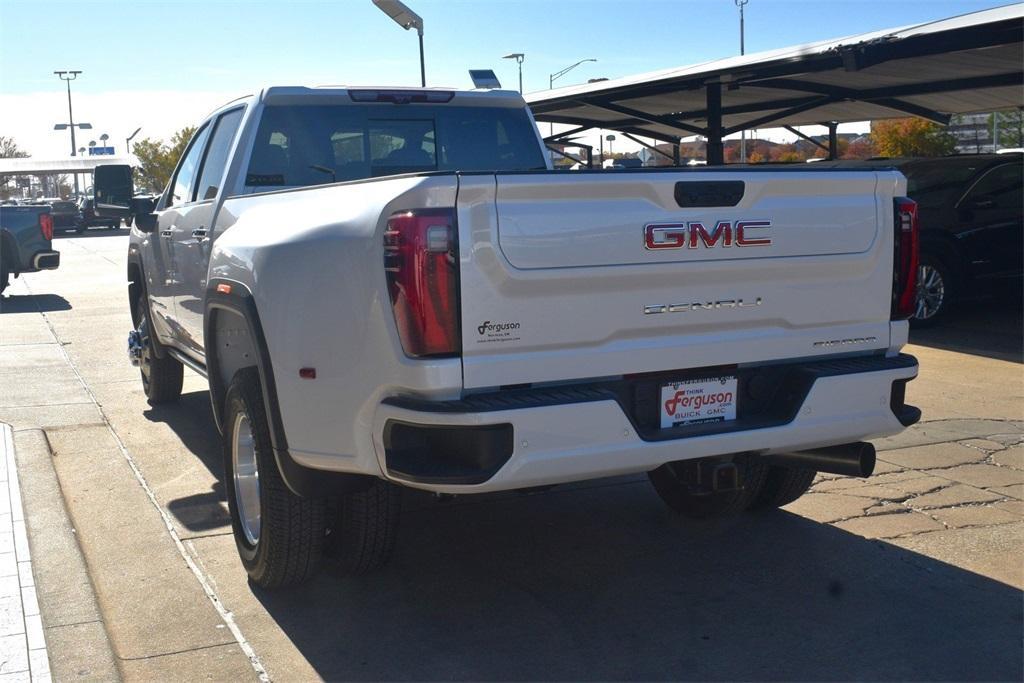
[
  {"x1": 0, "y1": 229, "x2": 21, "y2": 274},
  {"x1": 204, "y1": 279, "x2": 371, "y2": 498}
]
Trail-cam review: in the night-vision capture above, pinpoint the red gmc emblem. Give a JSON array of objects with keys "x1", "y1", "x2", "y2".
[{"x1": 644, "y1": 220, "x2": 772, "y2": 250}]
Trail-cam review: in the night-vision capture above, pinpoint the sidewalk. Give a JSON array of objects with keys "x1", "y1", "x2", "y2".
[{"x1": 0, "y1": 425, "x2": 49, "y2": 683}]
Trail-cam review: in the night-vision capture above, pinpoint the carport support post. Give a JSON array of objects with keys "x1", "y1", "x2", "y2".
[
  {"x1": 828, "y1": 121, "x2": 839, "y2": 160},
  {"x1": 706, "y1": 82, "x2": 724, "y2": 165}
]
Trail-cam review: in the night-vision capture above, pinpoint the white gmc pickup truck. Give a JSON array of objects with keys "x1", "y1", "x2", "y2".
[{"x1": 94, "y1": 86, "x2": 921, "y2": 588}]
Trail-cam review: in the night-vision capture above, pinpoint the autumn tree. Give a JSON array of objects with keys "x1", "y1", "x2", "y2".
[
  {"x1": 131, "y1": 126, "x2": 197, "y2": 193},
  {"x1": 870, "y1": 118, "x2": 956, "y2": 157},
  {"x1": 844, "y1": 137, "x2": 876, "y2": 159}
]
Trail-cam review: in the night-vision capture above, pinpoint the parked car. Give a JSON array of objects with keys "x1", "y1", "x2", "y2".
[
  {"x1": 814, "y1": 154, "x2": 1023, "y2": 325},
  {"x1": 93, "y1": 85, "x2": 920, "y2": 589},
  {"x1": 903, "y1": 153, "x2": 1022, "y2": 324},
  {"x1": 31, "y1": 199, "x2": 80, "y2": 233},
  {"x1": 76, "y1": 197, "x2": 121, "y2": 231},
  {"x1": 0, "y1": 205, "x2": 60, "y2": 294}
]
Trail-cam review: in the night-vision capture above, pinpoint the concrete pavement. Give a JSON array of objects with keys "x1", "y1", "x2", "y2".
[{"x1": 0, "y1": 231, "x2": 1021, "y2": 681}]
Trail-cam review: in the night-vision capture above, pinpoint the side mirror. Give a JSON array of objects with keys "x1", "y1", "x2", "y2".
[
  {"x1": 132, "y1": 196, "x2": 157, "y2": 233},
  {"x1": 93, "y1": 164, "x2": 134, "y2": 218}
]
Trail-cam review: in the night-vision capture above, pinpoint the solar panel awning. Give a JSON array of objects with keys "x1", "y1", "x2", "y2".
[{"x1": 527, "y1": 4, "x2": 1023, "y2": 149}]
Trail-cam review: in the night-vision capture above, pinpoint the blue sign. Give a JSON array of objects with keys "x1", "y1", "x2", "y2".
[{"x1": 88, "y1": 147, "x2": 115, "y2": 156}]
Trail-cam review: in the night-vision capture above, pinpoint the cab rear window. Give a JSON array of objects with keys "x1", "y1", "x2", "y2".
[{"x1": 245, "y1": 103, "x2": 545, "y2": 187}]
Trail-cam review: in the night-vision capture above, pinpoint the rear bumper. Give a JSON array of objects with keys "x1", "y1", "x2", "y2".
[
  {"x1": 368, "y1": 353, "x2": 920, "y2": 494},
  {"x1": 30, "y1": 251, "x2": 60, "y2": 271}
]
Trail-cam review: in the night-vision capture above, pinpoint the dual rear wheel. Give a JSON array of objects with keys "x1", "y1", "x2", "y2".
[{"x1": 222, "y1": 368, "x2": 400, "y2": 589}]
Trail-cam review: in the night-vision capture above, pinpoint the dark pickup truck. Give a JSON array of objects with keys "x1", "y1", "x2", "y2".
[{"x1": 0, "y1": 205, "x2": 60, "y2": 294}]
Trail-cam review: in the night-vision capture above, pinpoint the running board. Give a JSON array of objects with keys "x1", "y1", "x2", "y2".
[{"x1": 167, "y1": 348, "x2": 208, "y2": 378}]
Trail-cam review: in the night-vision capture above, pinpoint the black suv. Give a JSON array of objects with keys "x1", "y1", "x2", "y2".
[{"x1": 817, "y1": 154, "x2": 1022, "y2": 325}]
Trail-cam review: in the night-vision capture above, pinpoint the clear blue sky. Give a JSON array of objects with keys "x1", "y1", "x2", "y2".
[{"x1": 0, "y1": 0, "x2": 1011, "y2": 95}]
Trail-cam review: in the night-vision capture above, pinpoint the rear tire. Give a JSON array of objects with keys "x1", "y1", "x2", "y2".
[
  {"x1": 223, "y1": 367, "x2": 325, "y2": 588},
  {"x1": 752, "y1": 466, "x2": 816, "y2": 509},
  {"x1": 325, "y1": 479, "x2": 401, "y2": 575},
  {"x1": 648, "y1": 454, "x2": 769, "y2": 519},
  {"x1": 134, "y1": 292, "x2": 182, "y2": 404}
]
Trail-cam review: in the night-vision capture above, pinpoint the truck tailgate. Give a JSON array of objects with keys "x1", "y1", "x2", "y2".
[{"x1": 456, "y1": 170, "x2": 900, "y2": 390}]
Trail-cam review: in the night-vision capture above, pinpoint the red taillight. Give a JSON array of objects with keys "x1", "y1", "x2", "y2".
[
  {"x1": 892, "y1": 197, "x2": 919, "y2": 320},
  {"x1": 383, "y1": 209, "x2": 460, "y2": 357},
  {"x1": 39, "y1": 213, "x2": 53, "y2": 242}
]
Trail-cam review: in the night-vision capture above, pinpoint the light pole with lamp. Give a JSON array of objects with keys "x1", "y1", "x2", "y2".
[
  {"x1": 547, "y1": 58, "x2": 597, "y2": 138},
  {"x1": 503, "y1": 53, "x2": 525, "y2": 93},
  {"x1": 735, "y1": 0, "x2": 749, "y2": 163},
  {"x1": 372, "y1": 0, "x2": 425, "y2": 86},
  {"x1": 54, "y1": 70, "x2": 92, "y2": 196},
  {"x1": 126, "y1": 127, "x2": 142, "y2": 157}
]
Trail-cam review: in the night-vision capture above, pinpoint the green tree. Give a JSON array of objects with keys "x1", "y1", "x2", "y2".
[
  {"x1": 992, "y1": 109, "x2": 1023, "y2": 149},
  {"x1": 131, "y1": 126, "x2": 197, "y2": 193},
  {"x1": 870, "y1": 118, "x2": 956, "y2": 157},
  {"x1": 0, "y1": 136, "x2": 30, "y2": 199}
]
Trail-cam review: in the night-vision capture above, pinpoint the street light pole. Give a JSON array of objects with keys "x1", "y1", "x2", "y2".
[
  {"x1": 55, "y1": 70, "x2": 83, "y2": 195},
  {"x1": 126, "y1": 127, "x2": 142, "y2": 157},
  {"x1": 735, "y1": 0, "x2": 748, "y2": 164},
  {"x1": 547, "y1": 58, "x2": 597, "y2": 137},
  {"x1": 372, "y1": 0, "x2": 425, "y2": 87},
  {"x1": 503, "y1": 53, "x2": 525, "y2": 93}
]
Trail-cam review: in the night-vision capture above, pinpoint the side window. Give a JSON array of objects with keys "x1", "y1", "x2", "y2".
[
  {"x1": 962, "y1": 163, "x2": 1023, "y2": 210},
  {"x1": 169, "y1": 125, "x2": 212, "y2": 207},
  {"x1": 195, "y1": 109, "x2": 244, "y2": 202}
]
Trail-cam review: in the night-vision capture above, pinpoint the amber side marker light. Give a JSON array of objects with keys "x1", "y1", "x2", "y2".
[
  {"x1": 299, "y1": 368, "x2": 317, "y2": 380},
  {"x1": 216, "y1": 283, "x2": 232, "y2": 294}
]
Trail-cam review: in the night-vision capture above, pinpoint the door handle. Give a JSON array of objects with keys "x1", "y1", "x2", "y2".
[
  {"x1": 160, "y1": 229, "x2": 173, "y2": 237},
  {"x1": 192, "y1": 227, "x2": 208, "y2": 241}
]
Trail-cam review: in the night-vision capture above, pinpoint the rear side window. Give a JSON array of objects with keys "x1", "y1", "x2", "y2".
[
  {"x1": 904, "y1": 160, "x2": 982, "y2": 209},
  {"x1": 961, "y1": 162, "x2": 1023, "y2": 210},
  {"x1": 195, "y1": 108, "x2": 244, "y2": 202},
  {"x1": 169, "y1": 125, "x2": 211, "y2": 207},
  {"x1": 245, "y1": 103, "x2": 544, "y2": 188}
]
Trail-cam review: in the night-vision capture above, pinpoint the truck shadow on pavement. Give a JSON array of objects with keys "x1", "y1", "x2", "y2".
[
  {"x1": 0, "y1": 293, "x2": 71, "y2": 313},
  {"x1": 252, "y1": 482, "x2": 1023, "y2": 681},
  {"x1": 148, "y1": 390, "x2": 1022, "y2": 681},
  {"x1": 52, "y1": 227, "x2": 130, "y2": 239},
  {"x1": 910, "y1": 297, "x2": 1023, "y2": 363},
  {"x1": 145, "y1": 391, "x2": 230, "y2": 533}
]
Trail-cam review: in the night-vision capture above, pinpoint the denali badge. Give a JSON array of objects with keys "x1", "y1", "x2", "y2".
[
  {"x1": 644, "y1": 298, "x2": 763, "y2": 314},
  {"x1": 812, "y1": 336, "x2": 878, "y2": 348},
  {"x1": 644, "y1": 220, "x2": 772, "y2": 250}
]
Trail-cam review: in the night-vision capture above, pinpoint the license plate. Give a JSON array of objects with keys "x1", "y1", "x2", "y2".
[{"x1": 660, "y1": 376, "x2": 738, "y2": 429}]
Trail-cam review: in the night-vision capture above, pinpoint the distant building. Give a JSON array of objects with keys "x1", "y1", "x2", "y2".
[{"x1": 948, "y1": 113, "x2": 994, "y2": 153}]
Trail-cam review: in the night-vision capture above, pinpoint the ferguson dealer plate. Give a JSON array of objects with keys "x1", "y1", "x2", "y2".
[{"x1": 660, "y1": 376, "x2": 738, "y2": 429}]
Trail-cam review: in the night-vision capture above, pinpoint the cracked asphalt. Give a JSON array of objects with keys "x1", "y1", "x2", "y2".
[{"x1": 1, "y1": 232, "x2": 1022, "y2": 681}]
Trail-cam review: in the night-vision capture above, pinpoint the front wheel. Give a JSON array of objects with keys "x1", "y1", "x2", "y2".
[
  {"x1": 134, "y1": 293, "x2": 182, "y2": 404},
  {"x1": 223, "y1": 367, "x2": 326, "y2": 588}
]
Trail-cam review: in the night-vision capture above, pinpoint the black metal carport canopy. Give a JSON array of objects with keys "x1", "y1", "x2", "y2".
[{"x1": 527, "y1": 4, "x2": 1023, "y2": 164}]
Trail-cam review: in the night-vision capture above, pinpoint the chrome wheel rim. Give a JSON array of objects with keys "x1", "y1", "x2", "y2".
[
  {"x1": 136, "y1": 300, "x2": 153, "y2": 390},
  {"x1": 915, "y1": 264, "x2": 945, "y2": 320},
  {"x1": 232, "y1": 413, "x2": 261, "y2": 546}
]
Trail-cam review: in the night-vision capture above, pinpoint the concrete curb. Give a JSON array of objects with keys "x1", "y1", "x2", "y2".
[{"x1": 10, "y1": 426, "x2": 120, "y2": 682}]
